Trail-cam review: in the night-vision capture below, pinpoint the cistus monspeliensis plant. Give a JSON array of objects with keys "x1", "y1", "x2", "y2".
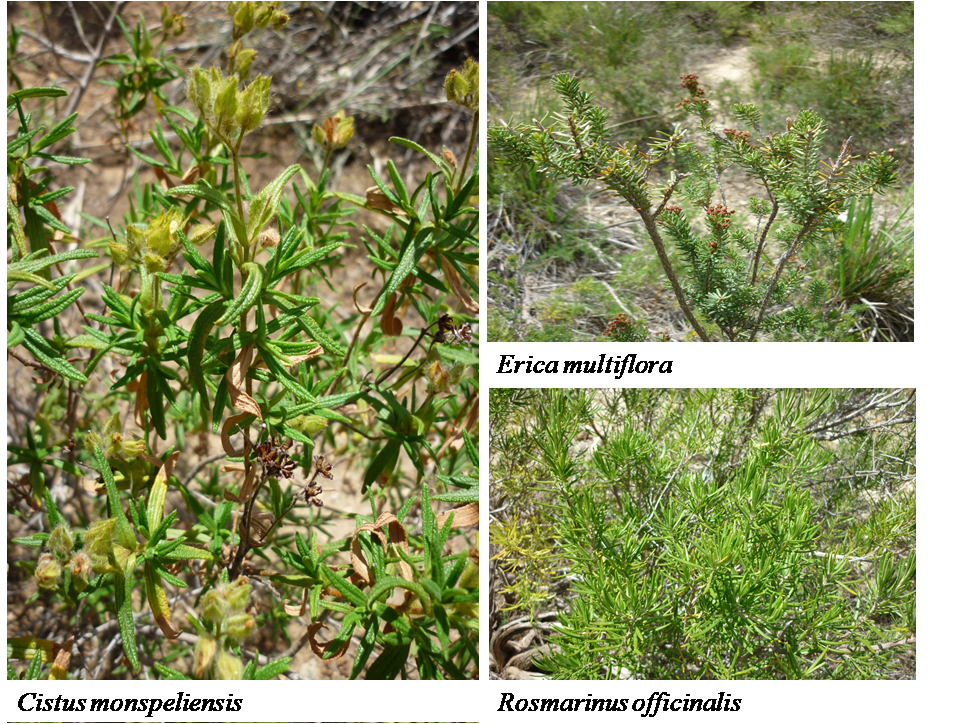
[
  {"x1": 8, "y1": 1, "x2": 478, "y2": 681},
  {"x1": 489, "y1": 73, "x2": 900, "y2": 341}
]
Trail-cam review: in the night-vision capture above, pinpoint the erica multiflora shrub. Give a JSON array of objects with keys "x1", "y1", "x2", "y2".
[{"x1": 489, "y1": 73, "x2": 900, "y2": 341}]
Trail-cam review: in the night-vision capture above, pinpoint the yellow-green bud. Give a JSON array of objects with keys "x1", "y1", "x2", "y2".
[
  {"x1": 312, "y1": 110, "x2": 354, "y2": 152},
  {"x1": 108, "y1": 241, "x2": 129, "y2": 267},
  {"x1": 269, "y1": 10, "x2": 289, "y2": 29},
  {"x1": 426, "y1": 359, "x2": 450, "y2": 394},
  {"x1": 120, "y1": 438, "x2": 147, "y2": 460},
  {"x1": 224, "y1": 612, "x2": 256, "y2": 643},
  {"x1": 233, "y1": 2, "x2": 255, "y2": 37},
  {"x1": 223, "y1": 578, "x2": 252, "y2": 611},
  {"x1": 82, "y1": 431, "x2": 103, "y2": 454},
  {"x1": 288, "y1": 415, "x2": 329, "y2": 435},
  {"x1": 445, "y1": 58, "x2": 478, "y2": 112},
  {"x1": 143, "y1": 252, "x2": 167, "y2": 274},
  {"x1": 112, "y1": 545, "x2": 132, "y2": 568},
  {"x1": 200, "y1": 587, "x2": 230, "y2": 624},
  {"x1": 161, "y1": 5, "x2": 185, "y2": 36},
  {"x1": 194, "y1": 633, "x2": 219, "y2": 678},
  {"x1": 214, "y1": 651, "x2": 243, "y2": 680},
  {"x1": 48, "y1": 524, "x2": 74, "y2": 558},
  {"x1": 189, "y1": 223, "x2": 218, "y2": 246},
  {"x1": 103, "y1": 412, "x2": 122, "y2": 438},
  {"x1": 254, "y1": 5, "x2": 272, "y2": 28},
  {"x1": 444, "y1": 70, "x2": 469, "y2": 105},
  {"x1": 84, "y1": 519, "x2": 115, "y2": 556},
  {"x1": 187, "y1": 67, "x2": 213, "y2": 118},
  {"x1": 236, "y1": 75, "x2": 270, "y2": 131},
  {"x1": 235, "y1": 48, "x2": 257, "y2": 81},
  {"x1": 35, "y1": 553, "x2": 62, "y2": 590},
  {"x1": 214, "y1": 75, "x2": 239, "y2": 125},
  {"x1": 70, "y1": 552, "x2": 92, "y2": 592}
]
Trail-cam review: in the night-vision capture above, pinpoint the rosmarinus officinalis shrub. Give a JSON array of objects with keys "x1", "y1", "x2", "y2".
[
  {"x1": 8, "y1": 2, "x2": 478, "y2": 681},
  {"x1": 489, "y1": 73, "x2": 901, "y2": 341},
  {"x1": 490, "y1": 389, "x2": 916, "y2": 680}
]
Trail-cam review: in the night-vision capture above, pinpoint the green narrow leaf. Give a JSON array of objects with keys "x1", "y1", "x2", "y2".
[
  {"x1": 385, "y1": 160, "x2": 410, "y2": 209},
  {"x1": 363, "y1": 439, "x2": 401, "y2": 492},
  {"x1": 186, "y1": 300, "x2": 226, "y2": 410},
  {"x1": 21, "y1": 327, "x2": 87, "y2": 382},
  {"x1": 389, "y1": 136, "x2": 446, "y2": 169},
  {"x1": 7, "y1": 321, "x2": 25, "y2": 348},
  {"x1": 8, "y1": 86, "x2": 69, "y2": 103},
  {"x1": 145, "y1": 369, "x2": 167, "y2": 439},
  {"x1": 116, "y1": 559, "x2": 141, "y2": 674},
  {"x1": 246, "y1": 164, "x2": 301, "y2": 243},
  {"x1": 216, "y1": 263, "x2": 264, "y2": 327},
  {"x1": 256, "y1": 346, "x2": 315, "y2": 403},
  {"x1": 253, "y1": 657, "x2": 292, "y2": 680},
  {"x1": 33, "y1": 113, "x2": 78, "y2": 153},
  {"x1": 92, "y1": 444, "x2": 136, "y2": 549},
  {"x1": 370, "y1": 227, "x2": 434, "y2": 316}
]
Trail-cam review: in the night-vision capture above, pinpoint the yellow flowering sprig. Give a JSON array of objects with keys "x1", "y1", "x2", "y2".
[{"x1": 444, "y1": 58, "x2": 480, "y2": 193}]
